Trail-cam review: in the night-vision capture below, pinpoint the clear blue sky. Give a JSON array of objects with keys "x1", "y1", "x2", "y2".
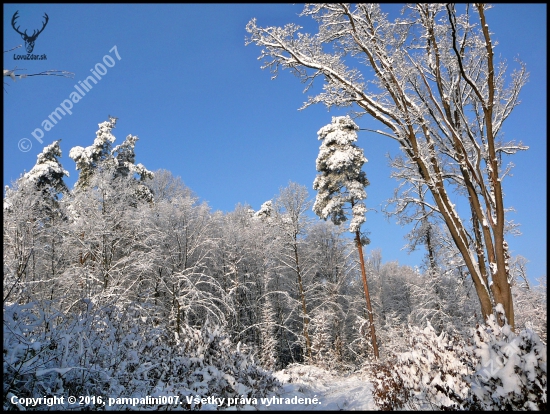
[{"x1": 3, "y1": 4, "x2": 546, "y2": 282}]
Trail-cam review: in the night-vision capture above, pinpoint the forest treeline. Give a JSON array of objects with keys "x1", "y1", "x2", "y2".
[{"x1": 3, "y1": 118, "x2": 546, "y2": 409}]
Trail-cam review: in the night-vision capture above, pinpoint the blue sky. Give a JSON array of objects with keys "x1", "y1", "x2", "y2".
[{"x1": 3, "y1": 4, "x2": 546, "y2": 282}]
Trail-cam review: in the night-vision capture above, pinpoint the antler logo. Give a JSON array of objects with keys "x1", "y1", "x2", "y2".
[{"x1": 11, "y1": 11, "x2": 49, "y2": 54}]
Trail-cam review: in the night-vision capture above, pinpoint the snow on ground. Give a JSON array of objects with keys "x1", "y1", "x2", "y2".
[{"x1": 253, "y1": 364, "x2": 377, "y2": 411}]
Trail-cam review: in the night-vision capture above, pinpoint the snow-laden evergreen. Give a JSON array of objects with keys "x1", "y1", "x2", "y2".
[
  {"x1": 313, "y1": 116, "x2": 369, "y2": 234},
  {"x1": 4, "y1": 140, "x2": 69, "y2": 214},
  {"x1": 69, "y1": 117, "x2": 117, "y2": 190},
  {"x1": 254, "y1": 199, "x2": 273, "y2": 221},
  {"x1": 22, "y1": 140, "x2": 69, "y2": 196}
]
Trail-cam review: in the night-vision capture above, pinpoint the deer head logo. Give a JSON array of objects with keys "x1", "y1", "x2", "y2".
[{"x1": 11, "y1": 11, "x2": 49, "y2": 54}]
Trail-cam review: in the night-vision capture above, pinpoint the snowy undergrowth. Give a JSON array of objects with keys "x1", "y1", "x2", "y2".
[
  {"x1": 5, "y1": 300, "x2": 545, "y2": 411},
  {"x1": 468, "y1": 308, "x2": 547, "y2": 410},
  {"x1": 3, "y1": 301, "x2": 280, "y2": 410},
  {"x1": 371, "y1": 309, "x2": 547, "y2": 410}
]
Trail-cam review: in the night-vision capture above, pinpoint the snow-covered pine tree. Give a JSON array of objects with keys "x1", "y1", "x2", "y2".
[
  {"x1": 70, "y1": 116, "x2": 154, "y2": 201},
  {"x1": 112, "y1": 134, "x2": 154, "y2": 203},
  {"x1": 254, "y1": 200, "x2": 273, "y2": 221},
  {"x1": 69, "y1": 116, "x2": 117, "y2": 191},
  {"x1": 312, "y1": 115, "x2": 379, "y2": 358},
  {"x1": 22, "y1": 140, "x2": 70, "y2": 198},
  {"x1": 5, "y1": 140, "x2": 69, "y2": 216}
]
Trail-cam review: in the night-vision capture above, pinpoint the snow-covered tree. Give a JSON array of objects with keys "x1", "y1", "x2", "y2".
[
  {"x1": 112, "y1": 134, "x2": 154, "y2": 203},
  {"x1": 147, "y1": 169, "x2": 187, "y2": 203},
  {"x1": 254, "y1": 199, "x2": 273, "y2": 221},
  {"x1": 145, "y1": 185, "x2": 225, "y2": 332},
  {"x1": 312, "y1": 115, "x2": 378, "y2": 358},
  {"x1": 69, "y1": 116, "x2": 154, "y2": 205},
  {"x1": 273, "y1": 182, "x2": 315, "y2": 362},
  {"x1": 258, "y1": 290, "x2": 279, "y2": 370},
  {"x1": 211, "y1": 205, "x2": 257, "y2": 342},
  {"x1": 310, "y1": 309, "x2": 333, "y2": 368},
  {"x1": 247, "y1": 3, "x2": 529, "y2": 328},
  {"x1": 366, "y1": 259, "x2": 414, "y2": 357},
  {"x1": 69, "y1": 117, "x2": 118, "y2": 191},
  {"x1": 512, "y1": 275, "x2": 547, "y2": 343},
  {"x1": 313, "y1": 116, "x2": 369, "y2": 236},
  {"x1": 407, "y1": 267, "x2": 478, "y2": 336},
  {"x1": 4, "y1": 182, "x2": 46, "y2": 304},
  {"x1": 307, "y1": 221, "x2": 355, "y2": 369},
  {"x1": 4, "y1": 140, "x2": 69, "y2": 216},
  {"x1": 3, "y1": 140, "x2": 70, "y2": 305},
  {"x1": 22, "y1": 140, "x2": 69, "y2": 198},
  {"x1": 62, "y1": 169, "x2": 153, "y2": 304},
  {"x1": 247, "y1": 200, "x2": 282, "y2": 369}
]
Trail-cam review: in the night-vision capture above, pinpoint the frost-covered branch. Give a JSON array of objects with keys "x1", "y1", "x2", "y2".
[{"x1": 247, "y1": 3, "x2": 528, "y2": 327}]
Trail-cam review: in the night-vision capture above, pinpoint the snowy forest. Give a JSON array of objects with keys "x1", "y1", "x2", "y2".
[{"x1": 3, "y1": 4, "x2": 547, "y2": 411}]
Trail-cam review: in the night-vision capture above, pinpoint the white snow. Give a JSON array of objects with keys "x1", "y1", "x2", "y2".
[{"x1": 253, "y1": 364, "x2": 376, "y2": 411}]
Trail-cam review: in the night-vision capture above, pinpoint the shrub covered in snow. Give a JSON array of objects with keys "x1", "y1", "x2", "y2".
[
  {"x1": 372, "y1": 321, "x2": 472, "y2": 410},
  {"x1": 467, "y1": 309, "x2": 547, "y2": 410},
  {"x1": 3, "y1": 301, "x2": 280, "y2": 410},
  {"x1": 371, "y1": 313, "x2": 547, "y2": 410},
  {"x1": 370, "y1": 359, "x2": 410, "y2": 410}
]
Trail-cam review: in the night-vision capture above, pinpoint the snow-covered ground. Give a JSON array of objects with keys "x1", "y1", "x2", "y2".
[{"x1": 230, "y1": 365, "x2": 377, "y2": 411}]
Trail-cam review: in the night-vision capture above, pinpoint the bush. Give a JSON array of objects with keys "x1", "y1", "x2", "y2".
[
  {"x1": 467, "y1": 308, "x2": 547, "y2": 410},
  {"x1": 402, "y1": 323, "x2": 473, "y2": 409},
  {"x1": 370, "y1": 359, "x2": 410, "y2": 410},
  {"x1": 3, "y1": 301, "x2": 280, "y2": 410},
  {"x1": 371, "y1": 311, "x2": 547, "y2": 411}
]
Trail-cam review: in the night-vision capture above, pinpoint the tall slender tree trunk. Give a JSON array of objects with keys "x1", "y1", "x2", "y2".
[
  {"x1": 293, "y1": 240, "x2": 312, "y2": 361},
  {"x1": 355, "y1": 231, "x2": 379, "y2": 359}
]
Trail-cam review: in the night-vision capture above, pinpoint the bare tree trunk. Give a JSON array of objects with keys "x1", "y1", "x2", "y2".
[
  {"x1": 355, "y1": 230, "x2": 379, "y2": 359},
  {"x1": 293, "y1": 238, "x2": 312, "y2": 361}
]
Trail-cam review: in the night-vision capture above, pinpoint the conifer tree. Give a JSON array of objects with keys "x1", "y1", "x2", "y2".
[
  {"x1": 69, "y1": 116, "x2": 154, "y2": 201},
  {"x1": 3, "y1": 140, "x2": 70, "y2": 304},
  {"x1": 313, "y1": 115, "x2": 379, "y2": 358},
  {"x1": 69, "y1": 116, "x2": 117, "y2": 191},
  {"x1": 21, "y1": 140, "x2": 70, "y2": 198}
]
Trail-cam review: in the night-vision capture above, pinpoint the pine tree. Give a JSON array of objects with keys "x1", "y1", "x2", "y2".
[
  {"x1": 112, "y1": 134, "x2": 154, "y2": 203},
  {"x1": 3, "y1": 140, "x2": 70, "y2": 305},
  {"x1": 313, "y1": 115, "x2": 379, "y2": 358},
  {"x1": 69, "y1": 116, "x2": 154, "y2": 202},
  {"x1": 22, "y1": 140, "x2": 70, "y2": 198},
  {"x1": 69, "y1": 116, "x2": 117, "y2": 191}
]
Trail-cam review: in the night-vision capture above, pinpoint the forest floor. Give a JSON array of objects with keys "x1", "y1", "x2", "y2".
[{"x1": 253, "y1": 364, "x2": 377, "y2": 411}]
